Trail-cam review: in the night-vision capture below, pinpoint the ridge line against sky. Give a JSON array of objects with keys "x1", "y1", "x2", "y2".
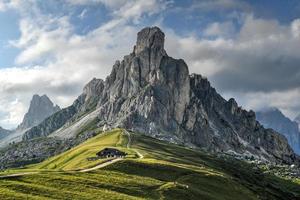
[{"x1": 0, "y1": 0, "x2": 300, "y2": 128}]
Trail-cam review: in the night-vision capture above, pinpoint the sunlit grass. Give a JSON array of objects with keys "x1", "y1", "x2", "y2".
[
  {"x1": 29, "y1": 129, "x2": 134, "y2": 171},
  {"x1": 0, "y1": 129, "x2": 299, "y2": 199}
]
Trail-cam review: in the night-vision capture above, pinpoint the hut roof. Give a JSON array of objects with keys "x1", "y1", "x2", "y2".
[{"x1": 96, "y1": 148, "x2": 126, "y2": 157}]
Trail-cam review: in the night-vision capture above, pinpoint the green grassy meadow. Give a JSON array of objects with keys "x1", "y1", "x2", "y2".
[{"x1": 0, "y1": 129, "x2": 299, "y2": 200}]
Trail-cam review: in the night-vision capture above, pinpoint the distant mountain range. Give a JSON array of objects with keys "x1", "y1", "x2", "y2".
[
  {"x1": 294, "y1": 114, "x2": 300, "y2": 129},
  {"x1": 17, "y1": 94, "x2": 60, "y2": 131},
  {"x1": 16, "y1": 27, "x2": 298, "y2": 165},
  {"x1": 0, "y1": 94, "x2": 60, "y2": 147},
  {"x1": 0, "y1": 127, "x2": 12, "y2": 140},
  {"x1": 256, "y1": 108, "x2": 300, "y2": 154}
]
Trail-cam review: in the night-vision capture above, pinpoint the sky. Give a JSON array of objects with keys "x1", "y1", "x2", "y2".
[{"x1": 0, "y1": 0, "x2": 300, "y2": 129}]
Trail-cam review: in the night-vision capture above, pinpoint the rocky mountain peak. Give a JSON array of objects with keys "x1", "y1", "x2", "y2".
[
  {"x1": 23, "y1": 27, "x2": 299, "y2": 164},
  {"x1": 134, "y1": 26, "x2": 165, "y2": 55},
  {"x1": 17, "y1": 94, "x2": 60, "y2": 130},
  {"x1": 83, "y1": 78, "x2": 104, "y2": 100}
]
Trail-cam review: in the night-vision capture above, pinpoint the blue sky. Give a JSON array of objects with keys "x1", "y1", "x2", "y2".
[{"x1": 1, "y1": 0, "x2": 300, "y2": 128}]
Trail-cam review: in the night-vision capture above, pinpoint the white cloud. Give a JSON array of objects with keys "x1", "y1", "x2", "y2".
[
  {"x1": 0, "y1": 97, "x2": 26, "y2": 129},
  {"x1": 0, "y1": 23, "x2": 138, "y2": 127},
  {"x1": 164, "y1": 15, "x2": 300, "y2": 118},
  {"x1": 190, "y1": 0, "x2": 251, "y2": 12},
  {"x1": 291, "y1": 19, "x2": 300, "y2": 38},
  {"x1": 0, "y1": 0, "x2": 33, "y2": 13},
  {"x1": 11, "y1": 16, "x2": 72, "y2": 64},
  {"x1": 67, "y1": 0, "x2": 127, "y2": 9},
  {"x1": 0, "y1": 0, "x2": 169, "y2": 128},
  {"x1": 1, "y1": 0, "x2": 300, "y2": 128},
  {"x1": 68, "y1": 0, "x2": 171, "y2": 23},
  {"x1": 0, "y1": 1, "x2": 6, "y2": 11},
  {"x1": 204, "y1": 21, "x2": 235, "y2": 38}
]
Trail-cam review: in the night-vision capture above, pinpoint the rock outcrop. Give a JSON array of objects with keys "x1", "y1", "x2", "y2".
[
  {"x1": 256, "y1": 108, "x2": 300, "y2": 154},
  {"x1": 17, "y1": 95, "x2": 60, "y2": 131},
  {"x1": 23, "y1": 27, "x2": 298, "y2": 164}
]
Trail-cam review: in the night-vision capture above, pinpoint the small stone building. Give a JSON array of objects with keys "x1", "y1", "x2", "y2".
[{"x1": 96, "y1": 148, "x2": 127, "y2": 158}]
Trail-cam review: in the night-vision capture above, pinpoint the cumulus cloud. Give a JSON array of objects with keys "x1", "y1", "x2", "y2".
[
  {"x1": 67, "y1": 0, "x2": 170, "y2": 23},
  {"x1": 204, "y1": 21, "x2": 236, "y2": 38},
  {"x1": 164, "y1": 14, "x2": 300, "y2": 118},
  {"x1": 0, "y1": 0, "x2": 168, "y2": 128},
  {"x1": 189, "y1": 0, "x2": 251, "y2": 12},
  {"x1": 1, "y1": 0, "x2": 300, "y2": 128}
]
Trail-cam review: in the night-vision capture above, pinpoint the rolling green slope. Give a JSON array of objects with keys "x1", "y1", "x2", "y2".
[
  {"x1": 0, "y1": 129, "x2": 299, "y2": 200},
  {"x1": 30, "y1": 129, "x2": 134, "y2": 170}
]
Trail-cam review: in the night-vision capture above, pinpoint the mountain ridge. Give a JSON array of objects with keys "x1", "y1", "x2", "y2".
[
  {"x1": 0, "y1": 94, "x2": 60, "y2": 148},
  {"x1": 22, "y1": 26, "x2": 298, "y2": 164},
  {"x1": 256, "y1": 108, "x2": 300, "y2": 154},
  {"x1": 17, "y1": 94, "x2": 60, "y2": 131}
]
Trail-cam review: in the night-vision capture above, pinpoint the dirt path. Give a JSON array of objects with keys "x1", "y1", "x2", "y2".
[
  {"x1": 80, "y1": 158, "x2": 123, "y2": 172},
  {"x1": 0, "y1": 172, "x2": 38, "y2": 179},
  {"x1": 123, "y1": 130, "x2": 144, "y2": 159},
  {"x1": 79, "y1": 129, "x2": 141, "y2": 173}
]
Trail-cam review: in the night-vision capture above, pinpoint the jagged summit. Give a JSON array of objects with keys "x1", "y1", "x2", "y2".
[
  {"x1": 134, "y1": 26, "x2": 166, "y2": 55},
  {"x1": 23, "y1": 27, "x2": 298, "y2": 164},
  {"x1": 18, "y1": 94, "x2": 60, "y2": 130}
]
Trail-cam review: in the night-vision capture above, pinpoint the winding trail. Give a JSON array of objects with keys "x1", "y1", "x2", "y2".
[
  {"x1": 80, "y1": 158, "x2": 123, "y2": 172},
  {"x1": 80, "y1": 130, "x2": 144, "y2": 172},
  {"x1": 0, "y1": 172, "x2": 38, "y2": 179},
  {"x1": 79, "y1": 130, "x2": 132, "y2": 172},
  {"x1": 123, "y1": 130, "x2": 144, "y2": 159}
]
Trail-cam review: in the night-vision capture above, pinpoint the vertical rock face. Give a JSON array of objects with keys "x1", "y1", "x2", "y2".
[
  {"x1": 23, "y1": 27, "x2": 298, "y2": 164},
  {"x1": 256, "y1": 108, "x2": 300, "y2": 154},
  {"x1": 97, "y1": 26, "x2": 190, "y2": 138},
  {"x1": 17, "y1": 95, "x2": 60, "y2": 131}
]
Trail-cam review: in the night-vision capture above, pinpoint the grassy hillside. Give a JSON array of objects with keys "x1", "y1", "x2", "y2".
[
  {"x1": 0, "y1": 129, "x2": 299, "y2": 200},
  {"x1": 30, "y1": 129, "x2": 134, "y2": 170}
]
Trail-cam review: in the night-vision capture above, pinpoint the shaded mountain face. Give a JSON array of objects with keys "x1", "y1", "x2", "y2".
[
  {"x1": 256, "y1": 108, "x2": 300, "y2": 154},
  {"x1": 17, "y1": 94, "x2": 60, "y2": 131},
  {"x1": 24, "y1": 27, "x2": 298, "y2": 164},
  {"x1": 294, "y1": 114, "x2": 300, "y2": 129},
  {"x1": 0, "y1": 127, "x2": 11, "y2": 140}
]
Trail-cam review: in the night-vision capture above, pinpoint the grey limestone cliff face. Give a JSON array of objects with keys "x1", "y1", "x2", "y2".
[
  {"x1": 97, "y1": 27, "x2": 190, "y2": 138},
  {"x1": 183, "y1": 76, "x2": 296, "y2": 163},
  {"x1": 23, "y1": 27, "x2": 298, "y2": 164},
  {"x1": 18, "y1": 95, "x2": 60, "y2": 131}
]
